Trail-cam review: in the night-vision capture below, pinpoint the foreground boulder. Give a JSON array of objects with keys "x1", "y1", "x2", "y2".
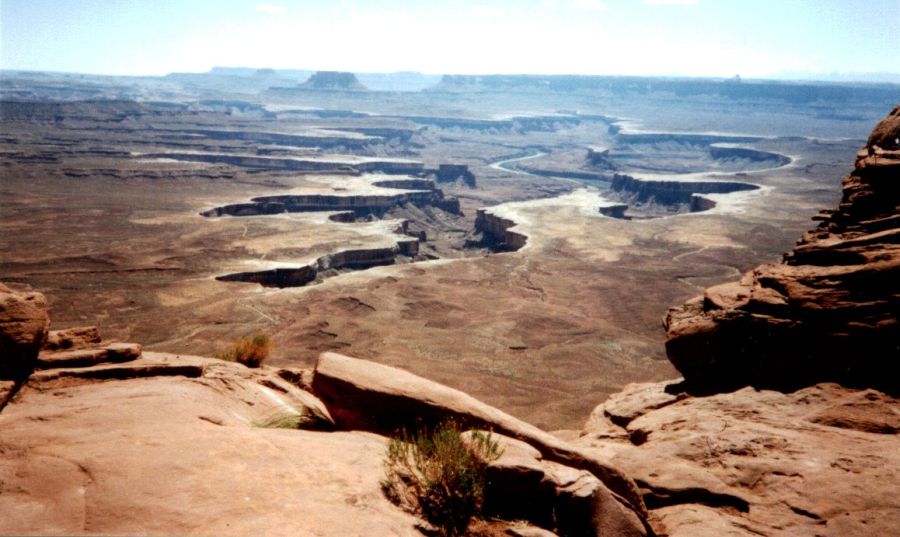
[
  {"x1": 312, "y1": 351, "x2": 652, "y2": 535},
  {"x1": 664, "y1": 109, "x2": 900, "y2": 393},
  {"x1": 0, "y1": 283, "x2": 50, "y2": 379}
]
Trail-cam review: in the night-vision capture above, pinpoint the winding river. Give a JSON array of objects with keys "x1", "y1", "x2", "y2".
[{"x1": 489, "y1": 150, "x2": 612, "y2": 189}]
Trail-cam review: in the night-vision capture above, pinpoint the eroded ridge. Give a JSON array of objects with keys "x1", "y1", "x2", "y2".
[
  {"x1": 608, "y1": 173, "x2": 760, "y2": 211},
  {"x1": 203, "y1": 173, "x2": 478, "y2": 287},
  {"x1": 200, "y1": 176, "x2": 461, "y2": 218},
  {"x1": 216, "y1": 235, "x2": 420, "y2": 288}
]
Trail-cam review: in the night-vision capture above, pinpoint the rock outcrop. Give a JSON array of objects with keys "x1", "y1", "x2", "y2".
[
  {"x1": 609, "y1": 174, "x2": 758, "y2": 208},
  {"x1": 42, "y1": 325, "x2": 101, "y2": 351},
  {"x1": 664, "y1": 108, "x2": 900, "y2": 393},
  {"x1": 474, "y1": 209, "x2": 527, "y2": 251},
  {"x1": 483, "y1": 434, "x2": 647, "y2": 537},
  {"x1": 584, "y1": 107, "x2": 900, "y2": 536},
  {"x1": 1, "y1": 294, "x2": 656, "y2": 536},
  {"x1": 587, "y1": 147, "x2": 617, "y2": 171},
  {"x1": 217, "y1": 240, "x2": 420, "y2": 288},
  {"x1": 311, "y1": 352, "x2": 653, "y2": 536},
  {"x1": 200, "y1": 177, "x2": 461, "y2": 218},
  {"x1": 0, "y1": 283, "x2": 49, "y2": 380},
  {"x1": 578, "y1": 381, "x2": 900, "y2": 537},
  {"x1": 866, "y1": 105, "x2": 900, "y2": 150},
  {"x1": 435, "y1": 164, "x2": 477, "y2": 187}
]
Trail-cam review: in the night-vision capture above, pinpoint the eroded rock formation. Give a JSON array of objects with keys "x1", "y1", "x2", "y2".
[
  {"x1": 435, "y1": 164, "x2": 477, "y2": 187},
  {"x1": 664, "y1": 108, "x2": 900, "y2": 393},
  {"x1": 587, "y1": 147, "x2": 617, "y2": 171},
  {"x1": 0, "y1": 283, "x2": 49, "y2": 380},
  {"x1": 311, "y1": 352, "x2": 652, "y2": 536},
  {"x1": 474, "y1": 209, "x2": 527, "y2": 251},
  {"x1": 201, "y1": 177, "x2": 461, "y2": 218},
  {"x1": 218, "y1": 239, "x2": 419, "y2": 288},
  {"x1": 609, "y1": 174, "x2": 759, "y2": 208}
]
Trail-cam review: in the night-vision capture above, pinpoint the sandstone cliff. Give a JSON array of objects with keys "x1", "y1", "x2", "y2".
[{"x1": 665, "y1": 106, "x2": 900, "y2": 393}]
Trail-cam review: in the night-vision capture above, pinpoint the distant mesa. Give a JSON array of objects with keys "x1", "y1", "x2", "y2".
[{"x1": 299, "y1": 71, "x2": 369, "y2": 91}]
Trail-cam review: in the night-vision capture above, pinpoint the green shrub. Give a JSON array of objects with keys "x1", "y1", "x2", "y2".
[
  {"x1": 384, "y1": 420, "x2": 502, "y2": 537},
  {"x1": 216, "y1": 334, "x2": 271, "y2": 368}
]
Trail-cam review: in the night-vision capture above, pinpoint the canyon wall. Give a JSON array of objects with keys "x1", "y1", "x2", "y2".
[
  {"x1": 664, "y1": 106, "x2": 900, "y2": 393},
  {"x1": 610, "y1": 173, "x2": 758, "y2": 206},
  {"x1": 474, "y1": 209, "x2": 527, "y2": 251}
]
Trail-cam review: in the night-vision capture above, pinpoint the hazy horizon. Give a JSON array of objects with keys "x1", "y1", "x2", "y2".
[{"x1": 2, "y1": 0, "x2": 899, "y2": 83}]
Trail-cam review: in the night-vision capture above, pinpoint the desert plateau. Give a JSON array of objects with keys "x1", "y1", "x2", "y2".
[{"x1": 1, "y1": 3, "x2": 899, "y2": 534}]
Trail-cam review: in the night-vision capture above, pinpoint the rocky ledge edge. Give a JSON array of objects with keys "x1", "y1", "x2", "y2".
[{"x1": 0, "y1": 302, "x2": 652, "y2": 537}]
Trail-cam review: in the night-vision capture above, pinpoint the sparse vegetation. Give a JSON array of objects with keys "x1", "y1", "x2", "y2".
[
  {"x1": 383, "y1": 420, "x2": 502, "y2": 537},
  {"x1": 253, "y1": 409, "x2": 310, "y2": 429},
  {"x1": 216, "y1": 334, "x2": 271, "y2": 368}
]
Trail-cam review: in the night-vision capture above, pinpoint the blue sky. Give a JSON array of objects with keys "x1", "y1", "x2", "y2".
[{"x1": 1, "y1": 0, "x2": 898, "y2": 79}]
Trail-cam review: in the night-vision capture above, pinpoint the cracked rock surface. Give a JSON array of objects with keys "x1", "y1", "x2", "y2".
[{"x1": 577, "y1": 381, "x2": 900, "y2": 536}]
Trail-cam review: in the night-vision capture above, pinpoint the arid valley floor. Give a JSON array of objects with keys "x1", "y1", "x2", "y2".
[{"x1": 2, "y1": 72, "x2": 890, "y2": 427}]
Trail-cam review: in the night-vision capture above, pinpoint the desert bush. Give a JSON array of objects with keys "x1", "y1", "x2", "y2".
[
  {"x1": 216, "y1": 334, "x2": 271, "y2": 368},
  {"x1": 384, "y1": 420, "x2": 502, "y2": 537}
]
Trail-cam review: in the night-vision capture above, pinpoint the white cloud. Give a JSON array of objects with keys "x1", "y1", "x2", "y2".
[
  {"x1": 569, "y1": 0, "x2": 607, "y2": 11},
  {"x1": 256, "y1": 3, "x2": 287, "y2": 14},
  {"x1": 642, "y1": 0, "x2": 698, "y2": 5}
]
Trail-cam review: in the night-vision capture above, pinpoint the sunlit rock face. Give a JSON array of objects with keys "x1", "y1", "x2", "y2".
[{"x1": 664, "y1": 107, "x2": 900, "y2": 394}]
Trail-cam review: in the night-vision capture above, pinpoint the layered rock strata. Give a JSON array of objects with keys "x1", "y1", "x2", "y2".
[
  {"x1": 201, "y1": 178, "x2": 461, "y2": 218},
  {"x1": 609, "y1": 174, "x2": 759, "y2": 208},
  {"x1": 474, "y1": 209, "x2": 528, "y2": 251},
  {"x1": 435, "y1": 164, "x2": 477, "y2": 187},
  {"x1": 217, "y1": 239, "x2": 419, "y2": 288},
  {"x1": 665, "y1": 107, "x2": 900, "y2": 393}
]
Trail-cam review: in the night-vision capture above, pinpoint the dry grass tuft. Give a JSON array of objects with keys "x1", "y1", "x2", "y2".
[{"x1": 216, "y1": 334, "x2": 271, "y2": 368}]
